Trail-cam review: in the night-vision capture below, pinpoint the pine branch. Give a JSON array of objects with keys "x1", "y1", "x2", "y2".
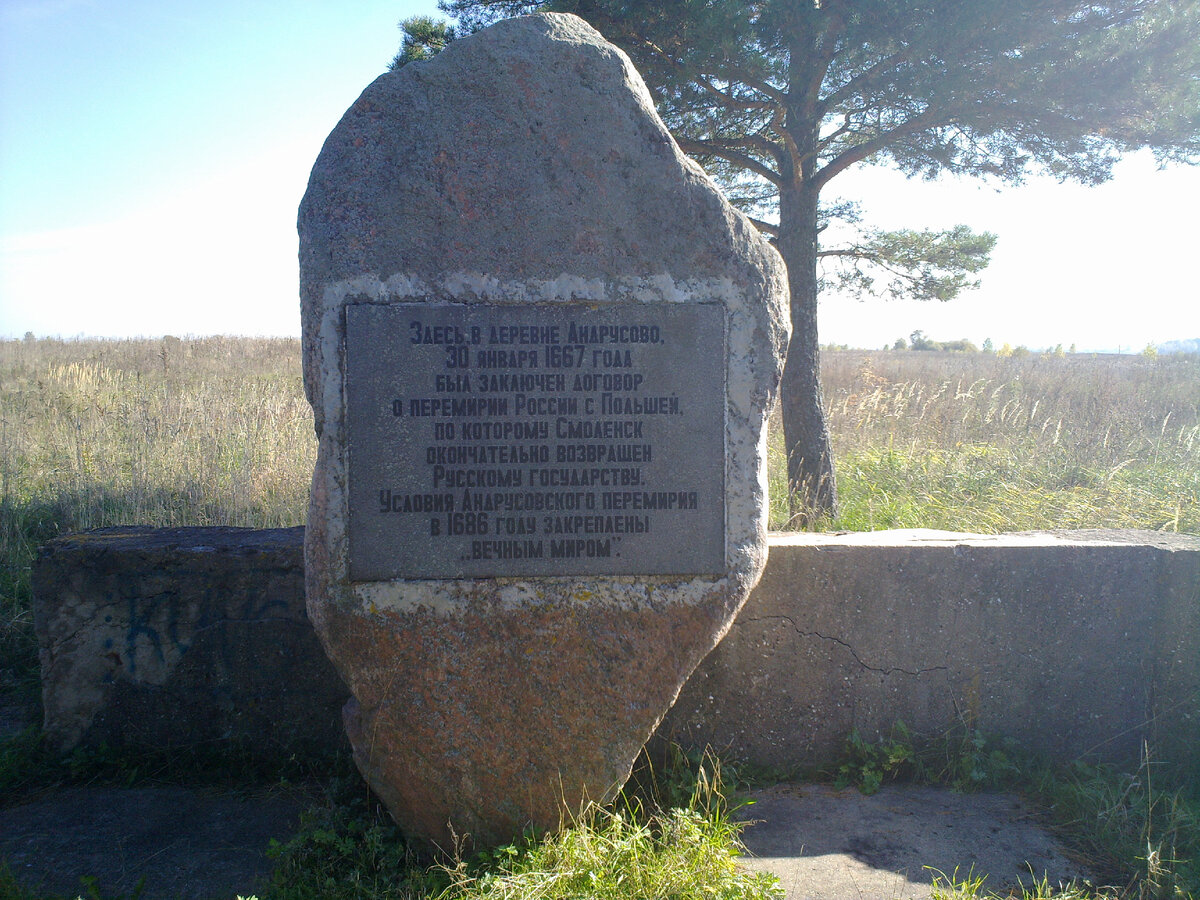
[
  {"x1": 747, "y1": 217, "x2": 779, "y2": 237},
  {"x1": 814, "y1": 107, "x2": 942, "y2": 189},
  {"x1": 676, "y1": 137, "x2": 783, "y2": 186}
]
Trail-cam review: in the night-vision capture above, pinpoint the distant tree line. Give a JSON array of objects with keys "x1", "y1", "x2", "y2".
[
  {"x1": 886, "y1": 332, "x2": 1089, "y2": 357},
  {"x1": 823, "y1": 336, "x2": 1197, "y2": 356},
  {"x1": 893, "y1": 330, "x2": 978, "y2": 353}
]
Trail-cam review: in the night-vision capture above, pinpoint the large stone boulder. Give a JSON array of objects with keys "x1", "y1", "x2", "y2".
[{"x1": 298, "y1": 13, "x2": 788, "y2": 848}]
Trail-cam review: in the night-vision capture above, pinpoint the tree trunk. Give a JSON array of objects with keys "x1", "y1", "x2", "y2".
[{"x1": 776, "y1": 181, "x2": 837, "y2": 526}]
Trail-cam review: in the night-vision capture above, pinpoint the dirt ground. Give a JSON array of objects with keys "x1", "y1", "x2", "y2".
[{"x1": 1, "y1": 779, "x2": 1097, "y2": 900}]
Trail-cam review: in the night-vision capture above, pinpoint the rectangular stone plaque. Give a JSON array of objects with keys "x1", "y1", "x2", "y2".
[{"x1": 344, "y1": 302, "x2": 726, "y2": 579}]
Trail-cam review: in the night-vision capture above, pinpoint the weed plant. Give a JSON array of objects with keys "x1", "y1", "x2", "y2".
[
  {"x1": 830, "y1": 723, "x2": 1199, "y2": 900},
  {"x1": 830, "y1": 721, "x2": 1023, "y2": 795},
  {"x1": 1037, "y1": 749, "x2": 1199, "y2": 899},
  {"x1": 264, "y1": 776, "x2": 437, "y2": 900}
]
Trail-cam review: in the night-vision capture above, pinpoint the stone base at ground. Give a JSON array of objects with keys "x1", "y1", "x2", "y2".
[
  {"x1": 322, "y1": 592, "x2": 744, "y2": 848},
  {"x1": 33, "y1": 526, "x2": 349, "y2": 759}
]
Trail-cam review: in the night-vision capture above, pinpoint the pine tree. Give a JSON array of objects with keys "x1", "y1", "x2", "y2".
[{"x1": 415, "y1": 0, "x2": 1200, "y2": 520}]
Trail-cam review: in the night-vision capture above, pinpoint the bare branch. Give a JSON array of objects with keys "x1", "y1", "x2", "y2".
[
  {"x1": 747, "y1": 217, "x2": 779, "y2": 237},
  {"x1": 676, "y1": 137, "x2": 784, "y2": 186}
]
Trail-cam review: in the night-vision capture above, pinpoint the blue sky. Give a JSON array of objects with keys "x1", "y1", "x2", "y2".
[{"x1": 1, "y1": 0, "x2": 1197, "y2": 351}]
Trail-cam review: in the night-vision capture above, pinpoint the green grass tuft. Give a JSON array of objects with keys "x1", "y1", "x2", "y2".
[
  {"x1": 433, "y1": 751, "x2": 780, "y2": 900},
  {"x1": 1035, "y1": 749, "x2": 1200, "y2": 899},
  {"x1": 262, "y1": 750, "x2": 781, "y2": 900},
  {"x1": 434, "y1": 803, "x2": 781, "y2": 900}
]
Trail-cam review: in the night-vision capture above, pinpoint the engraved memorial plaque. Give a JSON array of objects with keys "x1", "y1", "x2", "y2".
[{"x1": 345, "y1": 302, "x2": 725, "y2": 579}]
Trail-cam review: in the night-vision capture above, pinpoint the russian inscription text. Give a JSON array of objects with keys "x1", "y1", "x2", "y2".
[{"x1": 345, "y1": 303, "x2": 725, "y2": 579}]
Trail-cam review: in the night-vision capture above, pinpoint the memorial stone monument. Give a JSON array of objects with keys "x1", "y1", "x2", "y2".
[{"x1": 299, "y1": 12, "x2": 789, "y2": 848}]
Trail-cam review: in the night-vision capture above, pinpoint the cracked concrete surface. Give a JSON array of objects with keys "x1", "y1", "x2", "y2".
[
  {"x1": 661, "y1": 529, "x2": 1200, "y2": 771},
  {"x1": 745, "y1": 614, "x2": 951, "y2": 677}
]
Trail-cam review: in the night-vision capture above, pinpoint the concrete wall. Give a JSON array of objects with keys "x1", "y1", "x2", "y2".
[
  {"x1": 33, "y1": 527, "x2": 349, "y2": 760},
  {"x1": 661, "y1": 530, "x2": 1200, "y2": 770},
  {"x1": 34, "y1": 528, "x2": 1198, "y2": 768}
]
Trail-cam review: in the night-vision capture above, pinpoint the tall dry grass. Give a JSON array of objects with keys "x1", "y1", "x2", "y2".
[
  {"x1": 770, "y1": 349, "x2": 1200, "y2": 533},
  {"x1": 0, "y1": 336, "x2": 315, "y2": 701},
  {"x1": 0, "y1": 336, "x2": 314, "y2": 532}
]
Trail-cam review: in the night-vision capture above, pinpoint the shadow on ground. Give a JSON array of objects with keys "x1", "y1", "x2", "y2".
[
  {"x1": 737, "y1": 782, "x2": 1097, "y2": 900},
  {"x1": 1, "y1": 781, "x2": 1095, "y2": 900},
  {"x1": 0, "y1": 784, "x2": 313, "y2": 899}
]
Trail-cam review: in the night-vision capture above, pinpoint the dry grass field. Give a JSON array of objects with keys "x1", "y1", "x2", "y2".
[
  {"x1": 0, "y1": 336, "x2": 315, "y2": 707},
  {"x1": 0, "y1": 336, "x2": 314, "y2": 535},
  {"x1": 2, "y1": 336, "x2": 1197, "y2": 712},
  {"x1": 771, "y1": 348, "x2": 1199, "y2": 534}
]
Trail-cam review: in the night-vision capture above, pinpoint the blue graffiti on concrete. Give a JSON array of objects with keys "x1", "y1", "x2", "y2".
[{"x1": 117, "y1": 581, "x2": 291, "y2": 679}]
